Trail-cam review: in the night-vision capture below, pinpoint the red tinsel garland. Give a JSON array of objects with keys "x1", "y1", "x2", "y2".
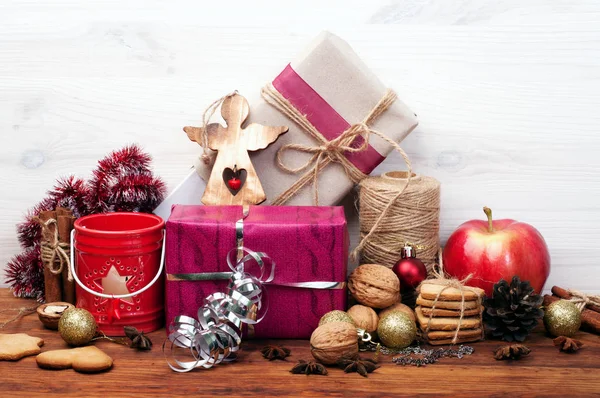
[
  {"x1": 17, "y1": 176, "x2": 88, "y2": 250},
  {"x1": 86, "y1": 145, "x2": 166, "y2": 213},
  {"x1": 6, "y1": 144, "x2": 166, "y2": 300},
  {"x1": 5, "y1": 247, "x2": 45, "y2": 301}
]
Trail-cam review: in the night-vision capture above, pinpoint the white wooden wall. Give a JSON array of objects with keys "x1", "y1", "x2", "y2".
[{"x1": 2, "y1": 1, "x2": 600, "y2": 293}]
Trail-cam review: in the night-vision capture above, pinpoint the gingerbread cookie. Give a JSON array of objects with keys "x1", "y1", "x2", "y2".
[
  {"x1": 426, "y1": 328, "x2": 483, "y2": 341},
  {"x1": 416, "y1": 296, "x2": 480, "y2": 310},
  {"x1": 36, "y1": 346, "x2": 113, "y2": 373},
  {"x1": 415, "y1": 307, "x2": 481, "y2": 331},
  {"x1": 0, "y1": 333, "x2": 44, "y2": 361},
  {"x1": 427, "y1": 336, "x2": 482, "y2": 346},
  {"x1": 419, "y1": 306, "x2": 483, "y2": 318},
  {"x1": 419, "y1": 283, "x2": 484, "y2": 302}
]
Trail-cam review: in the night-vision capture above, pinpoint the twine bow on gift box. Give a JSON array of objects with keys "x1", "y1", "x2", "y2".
[
  {"x1": 419, "y1": 256, "x2": 484, "y2": 345},
  {"x1": 261, "y1": 85, "x2": 412, "y2": 207},
  {"x1": 34, "y1": 217, "x2": 73, "y2": 282}
]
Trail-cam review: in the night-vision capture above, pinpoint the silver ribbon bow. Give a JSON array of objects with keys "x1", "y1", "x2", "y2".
[{"x1": 163, "y1": 246, "x2": 275, "y2": 372}]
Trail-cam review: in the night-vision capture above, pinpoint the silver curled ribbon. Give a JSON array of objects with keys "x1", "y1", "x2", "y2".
[{"x1": 163, "y1": 246, "x2": 275, "y2": 372}]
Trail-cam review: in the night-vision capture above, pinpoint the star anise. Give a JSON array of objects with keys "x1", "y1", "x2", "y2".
[
  {"x1": 290, "y1": 360, "x2": 328, "y2": 376},
  {"x1": 336, "y1": 354, "x2": 380, "y2": 377},
  {"x1": 553, "y1": 336, "x2": 584, "y2": 353},
  {"x1": 124, "y1": 326, "x2": 153, "y2": 350},
  {"x1": 260, "y1": 344, "x2": 291, "y2": 361},
  {"x1": 493, "y1": 344, "x2": 531, "y2": 360}
]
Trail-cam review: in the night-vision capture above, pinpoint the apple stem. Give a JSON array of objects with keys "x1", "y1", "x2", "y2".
[{"x1": 483, "y1": 207, "x2": 494, "y2": 233}]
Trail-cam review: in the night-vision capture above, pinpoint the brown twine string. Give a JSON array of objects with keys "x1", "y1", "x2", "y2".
[
  {"x1": 261, "y1": 84, "x2": 412, "y2": 207},
  {"x1": 91, "y1": 330, "x2": 129, "y2": 346},
  {"x1": 192, "y1": 90, "x2": 239, "y2": 165},
  {"x1": 567, "y1": 289, "x2": 600, "y2": 312},
  {"x1": 0, "y1": 306, "x2": 39, "y2": 329},
  {"x1": 33, "y1": 217, "x2": 73, "y2": 282},
  {"x1": 419, "y1": 252, "x2": 484, "y2": 344},
  {"x1": 355, "y1": 172, "x2": 440, "y2": 270}
]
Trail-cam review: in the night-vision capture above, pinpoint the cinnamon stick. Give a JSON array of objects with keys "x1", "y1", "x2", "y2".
[
  {"x1": 38, "y1": 210, "x2": 62, "y2": 303},
  {"x1": 551, "y1": 286, "x2": 600, "y2": 314},
  {"x1": 544, "y1": 295, "x2": 600, "y2": 334},
  {"x1": 56, "y1": 208, "x2": 75, "y2": 304}
]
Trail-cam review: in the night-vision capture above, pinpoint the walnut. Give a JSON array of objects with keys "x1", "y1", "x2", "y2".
[
  {"x1": 310, "y1": 322, "x2": 358, "y2": 365},
  {"x1": 348, "y1": 264, "x2": 400, "y2": 309},
  {"x1": 347, "y1": 305, "x2": 379, "y2": 333}
]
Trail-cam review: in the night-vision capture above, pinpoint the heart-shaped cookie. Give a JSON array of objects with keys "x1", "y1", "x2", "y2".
[
  {"x1": 222, "y1": 166, "x2": 247, "y2": 196},
  {"x1": 0, "y1": 333, "x2": 44, "y2": 361},
  {"x1": 36, "y1": 346, "x2": 113, "y2": 373}
]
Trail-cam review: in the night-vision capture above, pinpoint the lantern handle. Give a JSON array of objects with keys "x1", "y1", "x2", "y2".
[{"x1": 69, "y1": 229, "x2": 165, "y2": 300}]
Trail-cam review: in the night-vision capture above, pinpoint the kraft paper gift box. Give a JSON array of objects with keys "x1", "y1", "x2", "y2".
[
  {"x1": 154, "y1": 31, "x2": 417, "y2": 220},
  {"x1": 165, "y1": 204, "x2": 348, "y2": 339}
]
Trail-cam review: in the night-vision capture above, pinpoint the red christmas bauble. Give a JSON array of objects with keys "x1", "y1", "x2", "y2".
[{"x1": 392, "y1": 244, "x2": 427, "y2": 289}]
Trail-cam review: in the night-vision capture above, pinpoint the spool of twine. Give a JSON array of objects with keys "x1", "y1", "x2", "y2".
[{"x1": 358, "y1": 171, "x2": 441, "y2": 272}]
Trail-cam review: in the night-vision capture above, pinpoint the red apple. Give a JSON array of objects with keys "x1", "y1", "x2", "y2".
[{"x1": 442, "y1": 207, "x2": 550, "y2": 296}]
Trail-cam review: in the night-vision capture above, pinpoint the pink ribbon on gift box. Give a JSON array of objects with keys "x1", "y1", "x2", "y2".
[{"x1": 273, "y1": 64, "x2": 385, "y2": 174}]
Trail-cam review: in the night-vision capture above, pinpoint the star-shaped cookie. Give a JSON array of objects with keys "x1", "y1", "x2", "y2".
[{"x1": 0, "y1": 333, "x2": 44, "y2": 360}]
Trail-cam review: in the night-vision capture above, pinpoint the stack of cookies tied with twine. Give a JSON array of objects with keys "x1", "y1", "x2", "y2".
[{"x1": 415, "y1": 261, "x2": 485, "y2": 345}]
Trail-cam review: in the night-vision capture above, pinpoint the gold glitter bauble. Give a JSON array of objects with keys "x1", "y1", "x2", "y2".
[
  {"x1": 377, "y1": 310, "x2": 416, "y2": 349},
  {"x1": 58, "y1": 308, "x2": 97, "y2": 346},
  {"x1": 318, "y1": 310, "x2": 355, "y2": 326},
  {"x1": 544, "y1": 300, "x2": 581, "y2": 337}
]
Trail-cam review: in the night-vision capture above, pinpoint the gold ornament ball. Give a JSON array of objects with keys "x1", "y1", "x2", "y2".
[
  {"x1": 318, "y1": 310, "x2": 355, "y2": 326},
  {"x1": 544, "y1": 300, "x2": 581, "y2": 337},
  {"x1": 377, "y1": 310, "x2": 416, "y2": 349},
  {"x1": 58, "y1": 308, "x2": 97, "y2": 346}
]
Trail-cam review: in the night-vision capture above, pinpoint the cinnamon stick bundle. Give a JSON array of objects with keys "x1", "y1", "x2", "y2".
[
  {"x1": 544, "y1": 295, "x2": 600, "y2": 334},
  {"x1": 36, "y1": 207, "x2": 76, "y2": 304},
  {"x1": 551, "y1": 286, "x2": 600, "y2": 314},
  {"x1": 56, "y1": 207, "x2": 75, "y2": 304},
  {"x1": 37, "y1": 210, "x2": 62, "y2": 303}
]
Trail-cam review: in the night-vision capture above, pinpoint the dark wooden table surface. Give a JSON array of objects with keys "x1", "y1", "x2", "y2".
[{"x1": 1, "y1": 289, "x2": 599, "y2": 397}]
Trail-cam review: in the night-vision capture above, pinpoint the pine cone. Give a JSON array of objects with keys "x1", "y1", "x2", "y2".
[{"x1": 484, "y1": 276, "x2": 544, "y2": 342}]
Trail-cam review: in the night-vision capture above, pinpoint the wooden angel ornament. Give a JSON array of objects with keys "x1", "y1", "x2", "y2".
[{"x1": 184, "y1": 93, "x2": 288, "y2": 206}]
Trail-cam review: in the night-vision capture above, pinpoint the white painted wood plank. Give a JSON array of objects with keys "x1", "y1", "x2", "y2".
[{"x1": 1, "y1": 1, "x2": 599, "y2": 293}]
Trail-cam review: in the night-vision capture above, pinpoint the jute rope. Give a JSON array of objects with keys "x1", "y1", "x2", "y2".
[
  {"x1": 191, "y1": 90, "x2": 239, "y2": 165},
  {"x1": 260, "y1": 84, "x2": 412, "y2": 206},
  {"x1": 356, "y1": 172, "x2": 440, "y2": 270},
  {"x1": 0, "y1": 306, "x2": 39, "y2": 329},
  {"x1": 33, "y1": 217, "x2": 73, "y2": 282},
  {"x1": 420, "y1": 253, "x2": 484, "y2": 344},
  {"x1": 567, "y1": 289, "x2": 600, "y2": 312}
]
